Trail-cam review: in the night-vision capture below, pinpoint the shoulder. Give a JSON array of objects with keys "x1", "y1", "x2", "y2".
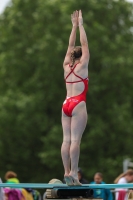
[
  {"x1": 82, "y1": 179, "x2": 89, "y2": 184},
  {"x1": 118, "y1": 177, "x2": 127, "y2": 184},
  {"x1": 79, "y1": 59, "x2": 89, "y2": 69},
  {"x1": 63, "y1": 59, "x2": 71, "y2": 68},
  {"x1": 101, "y1": 181, "x2": 106, "y2": 184},
  {"x1": 90, "y1": 181, "x2": 95, "y2": 184},
  {"x1": 63, "y1": 63, "x2": 70, "y2": 70}
]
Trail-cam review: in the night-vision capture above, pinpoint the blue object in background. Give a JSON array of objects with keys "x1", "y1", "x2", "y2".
[{"x1": 90, "y1": 181, "x2": 113, "y2": 200}]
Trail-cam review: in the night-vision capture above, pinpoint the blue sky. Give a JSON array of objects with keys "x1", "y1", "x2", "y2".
[{"x1": 0, "y1": 0, "x2": 133, "y2": 14}]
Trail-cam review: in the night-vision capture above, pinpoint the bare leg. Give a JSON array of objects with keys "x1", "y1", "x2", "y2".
[
  {"x1": 61, "y1": 110, "x2": 71, "y2": 176},
  {"x1": 69, "y1": 102, "x2": 87, "y2": 185}
]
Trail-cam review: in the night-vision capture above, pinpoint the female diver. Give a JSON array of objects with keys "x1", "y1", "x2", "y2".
[{"x1": 61, "y1": 10, "x2": 90, "y2": 186}]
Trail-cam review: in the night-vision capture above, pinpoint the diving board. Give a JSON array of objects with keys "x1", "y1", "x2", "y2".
[
  {"x1": 0, "y1": 183, "x2": 133, "y2": 188},
  {"x1": 1, "y1": 183, "x2": 133, "y2": 199}
]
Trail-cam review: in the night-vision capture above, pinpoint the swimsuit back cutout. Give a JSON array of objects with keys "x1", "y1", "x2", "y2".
[{"x1": 65, "y1": 63, "x2": 89, "y2": 94}]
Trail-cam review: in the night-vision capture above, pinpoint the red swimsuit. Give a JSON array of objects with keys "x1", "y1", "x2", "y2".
[{"x1": 62, "y1": 63, "x2": 89, "y2": 117}]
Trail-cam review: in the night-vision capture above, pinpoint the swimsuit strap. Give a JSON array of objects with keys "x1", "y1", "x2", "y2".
[
  {"x1": 65, "y1": 63, "x2": 79, "y2": 81},
  {"x1": 65, "y1": 62, "x2": 86, "y2": 83},
  {"x1": 66, "y1": 77, "x2": 88, "y2": 83},
  {"x1": 72, "y1": 71, "x2": 84, "y2": 81}
]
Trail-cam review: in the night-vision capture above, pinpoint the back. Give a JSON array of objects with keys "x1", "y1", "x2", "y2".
[{"x1": 64, "y1": 62, "x2": 88, "y2": 97}]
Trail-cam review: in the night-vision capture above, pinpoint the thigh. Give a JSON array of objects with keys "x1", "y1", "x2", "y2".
[
  {"x1": 71, "y1": 102, "x2": 87, "y2": 142},
  {"x1": 61, "y1": 110, "x2": 71, "y2": 142}
]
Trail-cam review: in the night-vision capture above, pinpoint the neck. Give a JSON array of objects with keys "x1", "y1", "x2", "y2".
[{"x1": 71, "y1": 59, "x2": 80, "y2": 67}]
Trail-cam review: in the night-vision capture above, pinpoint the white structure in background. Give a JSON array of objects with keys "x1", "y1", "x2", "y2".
[
  {"x1": 123, "y1": 158, "x2": 133, "y2": 172},
  {"x1": 0, "y1": 0, "x2": 11, "y2": 14},
  {"x1": 0, "y1": 178, "x2": 4, "y2": 200},
  {"x1": 0, "y1": 0, "x2": 133, "y2": 14}
]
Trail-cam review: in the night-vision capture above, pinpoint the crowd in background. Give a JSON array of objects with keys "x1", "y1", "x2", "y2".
[
  {"x1": 1, "y1": 169, "x2": 133, "y2": 200},
  {"x1": 78, "y1": 168, "x2": 133, "y2": 200},
  {"x1": 0, "y1": 171, "x2": 41, "y2": 200}
]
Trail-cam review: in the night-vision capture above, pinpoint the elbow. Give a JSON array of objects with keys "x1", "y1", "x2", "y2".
[{"x1": 81, "y1": 40, "x2": 88, "y2": 46}]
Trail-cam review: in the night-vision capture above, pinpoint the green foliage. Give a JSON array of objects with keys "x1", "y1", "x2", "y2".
[{"x1": 0, "y1": 0, "x2": 133, "y2": 184}]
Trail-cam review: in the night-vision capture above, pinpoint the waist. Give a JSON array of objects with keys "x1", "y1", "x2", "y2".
[
  {"x1": 66, "y1": 82, "x2": 88, "y2": 97},
  {"x1": 66, "y1": 90, "x2": 87, "y2": 100}
]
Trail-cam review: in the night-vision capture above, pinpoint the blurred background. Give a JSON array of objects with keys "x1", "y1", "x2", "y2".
[{"x1": 0, "y1": 0, "x2": 133, "y2": 185}]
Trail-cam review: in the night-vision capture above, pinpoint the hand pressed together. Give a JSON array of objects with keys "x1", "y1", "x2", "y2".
[{"x1": 71, "y1": 10, "x2": 78, "y2": 27}]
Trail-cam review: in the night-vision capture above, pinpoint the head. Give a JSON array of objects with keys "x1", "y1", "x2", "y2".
[
  {"x1": 114, "y1": 169, "x2": 133, "y2": 183},
  {"x1": 5, "y1": 171, "x2": 17, "y2": 180},
  {"x1": 124, "y1": 169, "x2": 133, "y2": 182},
  {"x1": 94, "y1": 172, "x2": 103, "y2": 184},
  {"x1": 71, "y1": 46, "x2": 82, "y2": 66}
]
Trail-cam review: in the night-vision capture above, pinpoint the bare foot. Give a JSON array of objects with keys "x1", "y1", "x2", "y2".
[
  {"x1": 69, "y1": 175, "x2": 82, "y2": 186},
  {"x1": 64, "y1": 175, "x2": 74, "y2": 186}
]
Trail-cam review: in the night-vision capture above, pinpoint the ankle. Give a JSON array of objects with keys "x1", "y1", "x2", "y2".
[{"x1": 69, "y1": 173, "x2": 78, "y2": 179}]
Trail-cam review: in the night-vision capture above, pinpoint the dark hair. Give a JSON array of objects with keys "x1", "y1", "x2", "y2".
[
  {"x1": 70, "y1": 46, "x2": 82, "y2": 67},
  {"x1": 95, "y1": 172, "x2": 103, "y2": 178}
]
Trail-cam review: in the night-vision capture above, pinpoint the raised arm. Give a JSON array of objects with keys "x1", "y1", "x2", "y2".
[
  {"x1": 63, "y1": 11, "x2": 78, "y2": 66},
  {"x1": 78, "y1": 10, "x2": 90, "y2": 64}
]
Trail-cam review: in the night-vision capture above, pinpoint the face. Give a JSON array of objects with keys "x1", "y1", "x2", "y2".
[
  {"x1": 126, "y1": 174, "x2": 133, "y2": 182},
  {"x1": 94, "y1": 174, "x2": 102, "y2": 184}
]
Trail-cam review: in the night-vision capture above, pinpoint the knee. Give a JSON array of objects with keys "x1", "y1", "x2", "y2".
[
  {"x1": 62, "y1": 140, "x2": 71, "y2": 145},
  {"x1": 71, "y1": 140, "x2": 81, "y2": 146}
]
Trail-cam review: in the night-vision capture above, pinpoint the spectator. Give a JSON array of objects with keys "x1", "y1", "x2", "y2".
[
  {"x1": 78, "y1": 168, "x2": 89, "y2": 184},
  {"x1": 114, "y1": 169, "x2": 133, "y2": 200},
  {"x1": 90, "y1": 172, "x2": 113, "y2": 200},
  {"x1": 4, "y1": 171, "x2": 40, "y2": 199},
  {"x1": 5, "y1": 171, "x2": 20, "y2": 184}
]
